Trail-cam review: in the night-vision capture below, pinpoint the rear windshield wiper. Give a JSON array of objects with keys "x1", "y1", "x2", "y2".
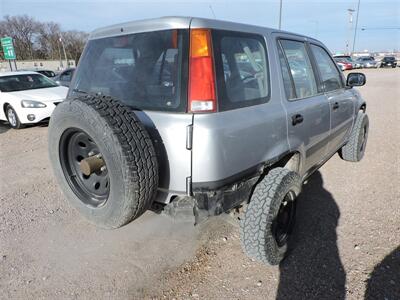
[{"x1": 72, "y1": 88, "x2": 89, "y2": 95}]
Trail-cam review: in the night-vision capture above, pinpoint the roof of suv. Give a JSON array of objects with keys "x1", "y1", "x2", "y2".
[{"x1": 89, "y1": 16, "x2": 315, "y2": 42}]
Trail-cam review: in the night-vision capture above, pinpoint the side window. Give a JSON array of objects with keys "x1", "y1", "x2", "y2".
[
  {"x1": 277, "y1": 44, "x2": 296, "y2": 100},
  {"x1": 310, "y1": 44, "x2": 343, "y2": 92},
  {"x1": 213, "y1": 31, "x2": 270, "y2": 111},
  {"x1": 60, "y1": 70, "x2": 72, "y2": 81},
  {"x1": 279, "y1": 39, "x2": 318, "y2": 99}
]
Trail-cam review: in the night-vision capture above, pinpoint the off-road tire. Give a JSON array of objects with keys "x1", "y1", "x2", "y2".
[
  {"x1": 240, "y1": 168, "x2": 301, "y2": 265},
  {"x1": 340, "y1": 112, "x2": 369, "y2": 162},
  {"x1": 6, "y1": 105, "x2": 23, "y2": 129},
  {"x1": 48, "y1": 95, "x2": 158, "y2": 228}
]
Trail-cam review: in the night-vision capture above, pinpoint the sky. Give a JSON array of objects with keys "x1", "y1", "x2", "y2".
[{"x1": 0, "y1": 0, "x2": 399, "y2": 53}]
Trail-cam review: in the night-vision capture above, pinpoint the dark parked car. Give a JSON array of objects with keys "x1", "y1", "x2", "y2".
[
  {"x1": 380, "y1": 56, "x2": 397, "y2": 68},
  {"x1": 53, "y1": 68, "x2": 75, "y2": 87}
]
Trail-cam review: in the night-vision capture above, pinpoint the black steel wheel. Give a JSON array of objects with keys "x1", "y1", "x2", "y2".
[
  {"x1": 60, "y1": 128, "x2": 109, "y2": 208},
  {"x1": 272, "y1": 190, "x2": 297, "y2": 247},
  {"x1": 48, "y1": 95, "x2": 158, "y2": 228},
  {"x1": 240, "y1": 167, "x2": 301, "y2": 265}
]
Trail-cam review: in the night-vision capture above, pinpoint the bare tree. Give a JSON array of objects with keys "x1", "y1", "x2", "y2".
[
  {"x1": 0, "y1": 15, "x2": 88, "y2": 63},
  {"x1": 62, "y1": 30, "x2": 89, "y2": 63},
  {"x1": 0, "y1": 15, "x2": 40, "y2": 60},
  {"x1": 36, "y1": 22, "x2": 62, "y2": 60}
]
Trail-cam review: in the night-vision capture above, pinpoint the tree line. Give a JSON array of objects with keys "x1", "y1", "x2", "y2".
[{"x1": 0, "y1": 15, "x2": 88, "y2": 63}]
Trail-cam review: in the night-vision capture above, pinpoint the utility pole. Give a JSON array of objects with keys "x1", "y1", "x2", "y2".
[
  {"x1": 57, "y1": 39, "x2": 63, "y2": 69},
  {"x1": 59, "y1": 34, "x2": 68, "y2": 69},
  {"x1": 346, "y1": 9, "x2": 355, "y2": 54},
  {"x1": 352, "y1": 0, "x2": 361, "y2": 54},
  {"x1": 278, "y1": 0, "x2": 283, "y2": 29}
]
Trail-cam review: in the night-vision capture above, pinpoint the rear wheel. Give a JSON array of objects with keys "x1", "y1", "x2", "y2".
[
  {"x1": 240, "y1": 168, "x2": 301, "y2": 265},
  {"x1": 6, "y1": 105, "x2": 23, "y2": 129},
  {"x1": 340, "y1": 112, "x2": 369, "y2": 162},
  {"x1": 48, "y1": 95, "x2": 158, "y2": 228}
]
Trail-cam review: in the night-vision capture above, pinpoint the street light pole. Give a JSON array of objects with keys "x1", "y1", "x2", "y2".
[
  {"x1": 347, "y1": 9, "x2": 355, "y2": 55},
  {"x1": 278, "y1": 0, "x2": 283, "y2": 29},
  {"x1": 59, "y1": 34, "x2": 68, "y2": 69},
  {"x1": 352, "y1": 0, "x2": 361, "y2": 54}
]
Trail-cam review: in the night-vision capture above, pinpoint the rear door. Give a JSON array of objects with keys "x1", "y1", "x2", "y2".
[
  {"x1": 275, "y1": 36, "x2": 331, "y2": 175},
  {"x1": 309, "y1": 43, "x2": 355, "y2": 154}
]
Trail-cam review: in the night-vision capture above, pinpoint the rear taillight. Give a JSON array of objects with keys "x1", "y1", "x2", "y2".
[{"x1": 188, "y1": 29, "x2": 217, "y2": 113}]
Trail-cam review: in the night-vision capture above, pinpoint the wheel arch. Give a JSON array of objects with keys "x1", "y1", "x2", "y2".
[
  {"x1": 359, "y1": 102, "x2": 366, "y2": 112},
  {"x1": 267, "y1": 151, "x2": 302, "y2": 174},
  {"x1": 3, "y1": 102, "x2": 10, "y2": 113}
]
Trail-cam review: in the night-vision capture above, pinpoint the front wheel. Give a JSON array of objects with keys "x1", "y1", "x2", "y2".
[
  {"x1": 6, "y1": 105, "x2": 23, "y2": 129},
  {"x1": 240, "y1": 168, "x2": 301, "y2": 265}
]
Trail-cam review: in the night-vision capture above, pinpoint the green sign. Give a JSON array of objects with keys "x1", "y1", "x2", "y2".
[{"x1": 1, "y1": 37, "x2": 16, "y2": 60}]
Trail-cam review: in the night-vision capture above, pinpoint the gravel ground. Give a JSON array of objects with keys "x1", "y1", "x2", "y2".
[{"x1": 0, "y1": 68, "x2": 399, "y2": 299}]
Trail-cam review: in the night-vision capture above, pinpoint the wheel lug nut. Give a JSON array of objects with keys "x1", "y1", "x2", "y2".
[{"x1": 88, "y1": 151, "x2": 95, "y2": 156}]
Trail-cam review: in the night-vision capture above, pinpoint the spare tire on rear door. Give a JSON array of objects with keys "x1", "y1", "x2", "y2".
[{"x1": 48, "y1": 95, "x2": 158, "y2": 229}]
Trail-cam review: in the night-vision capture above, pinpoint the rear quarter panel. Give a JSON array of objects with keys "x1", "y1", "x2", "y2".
[
  {"x1": 136, "y1": 111, "x2": 193, "y2": 200},
  {"x1": 192, "y1": 30, "x2": 290, "y2": 189},
  {"x1": 192, "y1": 101, "x2": 289, "y2": 188}
]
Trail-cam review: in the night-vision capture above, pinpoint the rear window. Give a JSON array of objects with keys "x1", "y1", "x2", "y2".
[
  {"x1": 212, "y1": 30, "x2": 270, "y2": 111},
  {"x1": 71, "y1": 29, "x2": 188, "y2": 112}
]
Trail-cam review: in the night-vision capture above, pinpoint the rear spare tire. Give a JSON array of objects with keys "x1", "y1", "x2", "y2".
[{"x1": 48, "y1": 95, "x2": 158, "y2": 228}]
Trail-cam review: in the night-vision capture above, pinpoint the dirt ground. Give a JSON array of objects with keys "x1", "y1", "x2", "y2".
[{"x1": 0, "y1": 68, "x2": 399, "y2": 299}]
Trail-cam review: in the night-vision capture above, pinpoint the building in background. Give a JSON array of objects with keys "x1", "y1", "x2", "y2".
[{"x1": 0, "y1": 59, "x2": 76, "y2": 72}]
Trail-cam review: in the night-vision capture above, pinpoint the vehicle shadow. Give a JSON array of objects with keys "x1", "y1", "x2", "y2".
[
  {"x1": 0, "y1": 122, "x2": 10, "y2": 134},
  {"x1": 276, "y1": 171, "x2": 346, "y2": 300},
  {"x1": 365, "y1": 246, "x2": 400, "y2": 299}
]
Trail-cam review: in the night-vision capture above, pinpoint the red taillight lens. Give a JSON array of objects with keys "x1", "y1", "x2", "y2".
[{"x1": 188, "y1": 29, "x2": 217, "y2": 113}]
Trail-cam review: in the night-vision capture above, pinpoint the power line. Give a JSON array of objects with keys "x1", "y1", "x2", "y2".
[
  {"x1": 361, "y1": 27, "x2": 400, "y2": 30},
  {"x1": 209, "y1": 5, "x2": 216, "y2": 19}
]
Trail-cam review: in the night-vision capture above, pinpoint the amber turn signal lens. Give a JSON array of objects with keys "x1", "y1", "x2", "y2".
[{"x1": 190, "y1": 29, "x2": 212, "y2": 57}]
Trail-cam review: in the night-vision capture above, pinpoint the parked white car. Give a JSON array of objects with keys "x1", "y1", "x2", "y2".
[{"x1": 0, "y1": 71, "x2": 68, "y2": 129}]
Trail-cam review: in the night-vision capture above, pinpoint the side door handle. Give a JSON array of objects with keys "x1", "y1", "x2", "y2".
[
  {"x1": 332, "y1": 102, "x2": 340, "y2": 110},
  {"x1": 291, "y1": 114, "x2": 304, "y2": 126}
]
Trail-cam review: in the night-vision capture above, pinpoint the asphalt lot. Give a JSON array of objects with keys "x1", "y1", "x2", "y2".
[{"x1": 0, "y1": 68, "x2": 399, "y2": 299}]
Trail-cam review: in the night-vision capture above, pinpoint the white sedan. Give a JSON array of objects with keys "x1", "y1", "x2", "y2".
[{"x1": 0, "y1": 71, "x2": 68, "y2": 129}]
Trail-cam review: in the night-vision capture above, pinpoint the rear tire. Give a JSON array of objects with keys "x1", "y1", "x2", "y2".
[
  {"x1": 240, "y1": 168, "x2": 301, "y2": 265},
  {"x1": 48, "y1": 95, "x2": 158, "y2": 228},
  {"x1": 340, "y1": 112, "x2": 369, "y2": 162}
]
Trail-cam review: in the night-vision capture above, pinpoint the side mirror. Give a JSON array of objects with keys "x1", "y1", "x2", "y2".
[{"x1": 347, "y1": 72, "x2": 366, "y2": 87}]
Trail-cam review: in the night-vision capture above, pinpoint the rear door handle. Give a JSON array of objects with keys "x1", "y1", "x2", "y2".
[
  {"x1": 332, "y1": 102, "x2": 340, "y2": 110},
  {"x1": 291, "y1": 114, "x2": 304, "y2": 126}
]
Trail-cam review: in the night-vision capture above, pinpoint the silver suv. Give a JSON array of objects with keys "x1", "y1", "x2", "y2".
[{"x1": 48, "y1": 17, "x2": 369, "y2": 265}]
